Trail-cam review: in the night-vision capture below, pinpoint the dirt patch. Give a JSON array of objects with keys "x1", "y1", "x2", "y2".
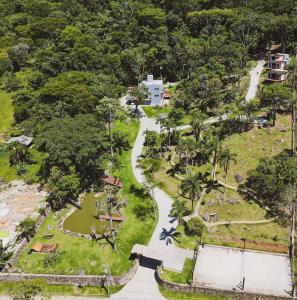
[
  {"x1": 0, "y1": 180, "x2": 47, "y2": 244},
  {"x1": 209, "y1": 234, "x2": 288, "y2": 253}
]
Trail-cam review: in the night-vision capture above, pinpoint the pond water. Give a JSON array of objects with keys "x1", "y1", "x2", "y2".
[{"x1": 63, "y1": 192, "x2": 112, "y2": 235}]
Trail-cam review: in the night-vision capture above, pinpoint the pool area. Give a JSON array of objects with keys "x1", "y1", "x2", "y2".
[{"x1": 63, "y1": 192, "x2": 116, "y2": 235}]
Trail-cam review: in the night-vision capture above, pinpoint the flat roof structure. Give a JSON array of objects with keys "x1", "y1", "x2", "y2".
[{"x1": 193, "y1": 245, "x2": 292, "y2": 297}]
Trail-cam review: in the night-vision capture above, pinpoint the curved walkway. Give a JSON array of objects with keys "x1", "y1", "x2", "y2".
[
  {"x1": 111, "y1": 109, "x2": 193, "y2": 300},
  {"x1": 245, "y1": 59, "x2": 265, "y2": 102}
]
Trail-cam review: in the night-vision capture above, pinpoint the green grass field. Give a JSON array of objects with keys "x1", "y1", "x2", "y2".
[
  {"x1": 0, "y1": 145, "x2": 47, "y2": 183},
  {"x1": 160, "y1": 259, "x2": 193, "y2": 284},
  {"x1": 159, "y1": 287, "x2": 228, "y2": 300},
  {"x1": 0, "y1": 90, "x2": 13, "y2": 135},
  {"x1": 16, "y1": 118, "x2": 156, "y2": 275},
  {"x1": 0, "y1": 281, "x2": 122, "y2": 297},
  {"x1": 216, "y1": 114, "x2": 291, "y2": 187}
]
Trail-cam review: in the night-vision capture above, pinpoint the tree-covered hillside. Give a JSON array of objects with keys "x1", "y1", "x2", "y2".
[{"x1": 1, "y1": 0, "x2": 297, "y2": 192}]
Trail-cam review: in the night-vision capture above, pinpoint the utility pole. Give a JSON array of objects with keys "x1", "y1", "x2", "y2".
[{"x1": 291, "y1": 54, "x2": 297, "y2": 157}]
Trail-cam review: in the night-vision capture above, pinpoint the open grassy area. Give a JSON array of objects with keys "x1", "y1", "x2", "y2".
[
  {"x1": 148, "y1": 115, "x2": 291, "y2": 252},
  {"x1": 216, "y1": 114, "x2": 291, "y2": 187},
  {"x1": 16, "y1": 118, "x2": 156, "y2": 275},
  {"x1": 0, "y1": 281, "x2": 122, "y2": 297},
  {"x1": 160, "y1": 259, "x2": 193, "y2": 284},
  {"x1": 142, "y1": 105, "x2": 172, "y2": 118},
  {"x1": 159, "y1": 287, "x2": 228, "y2": 300},
  {"x1": 0, "y1": 90, "x2": 13, "y2": 136},
  {"x1": 176, "y1": 188, "x2": 290, "y2": 252},
  {"x1": 0, "y1": 145, "x2": 47, "y2": 183},
  {"x1": 200, "y1": 188, "x2": 267, "y2": 222}
]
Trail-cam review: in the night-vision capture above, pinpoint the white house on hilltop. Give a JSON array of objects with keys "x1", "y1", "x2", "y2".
[{"x1": 141, "y1": 75, "x2": 163, "y2": 106}]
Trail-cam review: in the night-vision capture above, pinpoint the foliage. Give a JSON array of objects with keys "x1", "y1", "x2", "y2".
[
  {"x1": 186, "y1": 217, "x2": 204, "y2": 237},
  {"x1": 8, "y1": 141, "x2": 32, "y2": 166},
  {"x1": 36, "y1": 114, "x2": 107, "y2": 188},
  {"x1": 243, "y1": 150, "x2": 297, "y2": 221},
  {"x1": 47, "y1": 167, "x2": 80, "y2": 209},
  {"x1": 16, "y1": 218, "x2": 36, "y2": 241},
  {"x1": 8, "y1": 279, "x2": 49, "y2": 300},
  {"x1": 0, "y1": 240, "x2": 12, "y2": 271}
]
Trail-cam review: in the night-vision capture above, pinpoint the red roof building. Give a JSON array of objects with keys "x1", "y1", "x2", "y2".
[{"x1": 102, "y1": 176, "x2": 123, "y2": 188}]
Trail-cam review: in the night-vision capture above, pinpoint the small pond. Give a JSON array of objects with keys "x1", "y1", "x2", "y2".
[{"x1": 63, "y1": 192, "x2": 114, "y2": 235}]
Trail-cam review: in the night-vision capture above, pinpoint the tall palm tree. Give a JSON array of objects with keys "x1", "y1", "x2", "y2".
[
  {"x1": 180, "y1": 172, "x2": 207, "y2": 210},
  {"x1": 190, "y1": 109, "x2": 206, "y2": 142},
  {"x1": 218, "y1": 148, "x2": 237, "y2": 200},
  {"x1": 169, "y1": 200, "x2": 188, "y2": 244},
  {"x1": 209, "y1": 135, "x2": 221, "y2": 182}
]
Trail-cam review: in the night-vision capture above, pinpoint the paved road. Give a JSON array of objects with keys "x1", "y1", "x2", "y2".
[
  {"x1": 111, "y1": 108, "x2": 192, "y2": 300},
  {"x1": 245, "y1": 59, "x2": 265, "y2": 102}
]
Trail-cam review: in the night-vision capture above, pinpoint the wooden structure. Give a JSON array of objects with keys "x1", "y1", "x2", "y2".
[
  {"x1": 102, "y1": 176, "x2": 123, "y2": 188},
  {"x1": 31, "y1": 242, "x2": 58, "y2": 253},
  {"x1": 99, "y1": 215, "x2": 124, "y2": 222}
]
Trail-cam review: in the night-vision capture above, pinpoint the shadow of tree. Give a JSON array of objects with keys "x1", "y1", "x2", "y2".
[{"x1": 159, "y1": 227, "x2": 179, "y2": 245}]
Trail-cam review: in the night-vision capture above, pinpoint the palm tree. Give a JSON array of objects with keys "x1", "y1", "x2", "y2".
[
  {"x1": 180, "y1": 172, "x2": 207, "y2": 210},
  {"x1": 8, "y1": 142, "x2": 31, "y2": 167},
  {"x1": 209, "y1": 135, "x2": 221, "y2": 182},
  {"x1": 95, "y1": 97, "x2": 119, "y2": 157},
  {"x1": 169, "y1": 200, "x2": 188, "y2": 244},
  {"x1": 17, "y1": 218, "x2": 36, "y2": 242},
  {"x1": 218, "y1": 148, "x2": 237, "y2": 201},
  {"x1": 190, "y1": 109, "x2": 206, "y2": 142}
]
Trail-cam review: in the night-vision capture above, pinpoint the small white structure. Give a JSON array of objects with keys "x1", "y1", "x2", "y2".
[
  {"x1": 141, "y1": 75, "x2": 163, "y2": 106},
  {"x1": 7, "y1": 135, "x2": 33, "y2": 146}
]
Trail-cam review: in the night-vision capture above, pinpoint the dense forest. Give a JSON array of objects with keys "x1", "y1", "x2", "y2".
[{"x1": 1, "y1": 0, "x2": 297, "y2": 203}]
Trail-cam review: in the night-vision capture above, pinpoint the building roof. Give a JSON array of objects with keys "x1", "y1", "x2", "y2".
[
  {"x1": 142, "y1": 80, "x2": 163, "y2": 86},
  {"x1": 7, "y1": 135, "x2": 33, "y2": 146},
  {"x1": 31, "y1": 242, "x2": 58, "y2": 253},
  {"x1": 102, "y1": 176, "x2": 123, "y2": 188}
]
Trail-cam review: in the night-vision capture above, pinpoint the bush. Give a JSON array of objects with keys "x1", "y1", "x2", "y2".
[
  {"x1": 186, "y1": 217, "x2": 204, "y2": 236},
  {"x1": 133, "y1": 200, "x2": 154, "y2": 220}
]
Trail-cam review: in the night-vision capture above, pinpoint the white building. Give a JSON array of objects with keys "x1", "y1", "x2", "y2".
[{"x1": 141, "y1": 75, "x2": 163, "y2": 106}]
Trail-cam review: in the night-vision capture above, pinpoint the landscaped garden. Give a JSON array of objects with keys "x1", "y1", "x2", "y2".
[
  {"x1": 140, "y1": 111, "x2": 292, "y2": 253},
  {"x1": 15, "y1": 118, "x2": 156, "y2": 276}
]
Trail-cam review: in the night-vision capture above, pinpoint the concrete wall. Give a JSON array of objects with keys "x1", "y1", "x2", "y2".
[
  {"x1": 155, "y1": 268, "x2": 292, "y2": 300},
  {"x1": 0, "y1": 259, "x2": 139, "y2": 287}
]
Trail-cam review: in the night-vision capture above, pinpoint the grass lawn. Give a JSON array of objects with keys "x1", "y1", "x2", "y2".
[
  {"x1": 0, "y1": 145, "x2": 47, "y2": 183},
  {"x1": 176, "y1": 188, "x2": 289, "y2": 252},
  {"x1": 16, "y1": 118, "x2": 156, "y2": 275},
  {"x1": 142, "y1": 105, "x2": 172, "y2": 118},
  {"x1": 159, "y1": 287, "x2": 228, "y2": 300},
  {"x1": 160, "y1": 259, "x2": 193, "y2": 284},
  {"x1": 0, "y1": 281, "x2": 122, "y2": 297},
  {"x1": 216, "y1": 114, "x2": 291, "y2": 187},
  {"x1": 141, "y1": 105, "x2": 190, "y2": 125},
  {"x1": 0, "y1": 90, "x2": 13, "y2": 135},
  {"x1": 200, "y1": 188, "x2": 267, "y2": 222}
]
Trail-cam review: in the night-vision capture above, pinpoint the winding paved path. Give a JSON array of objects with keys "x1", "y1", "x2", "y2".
[
  {"x1": 111, "y1": 107, "x2": 193, "y2": 300},
  {"x1": 245, "y1": 60, "x2": 265, "y2": 102}
]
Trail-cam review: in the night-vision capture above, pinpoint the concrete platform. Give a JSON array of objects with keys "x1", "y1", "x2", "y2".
[{"x1": 193, "y1": 244, "x2": 292, "y2": 297}]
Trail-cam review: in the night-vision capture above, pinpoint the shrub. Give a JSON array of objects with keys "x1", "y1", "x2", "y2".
[{"x1": 186, "y1": 217, "x2": 204, "y2": 236}]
